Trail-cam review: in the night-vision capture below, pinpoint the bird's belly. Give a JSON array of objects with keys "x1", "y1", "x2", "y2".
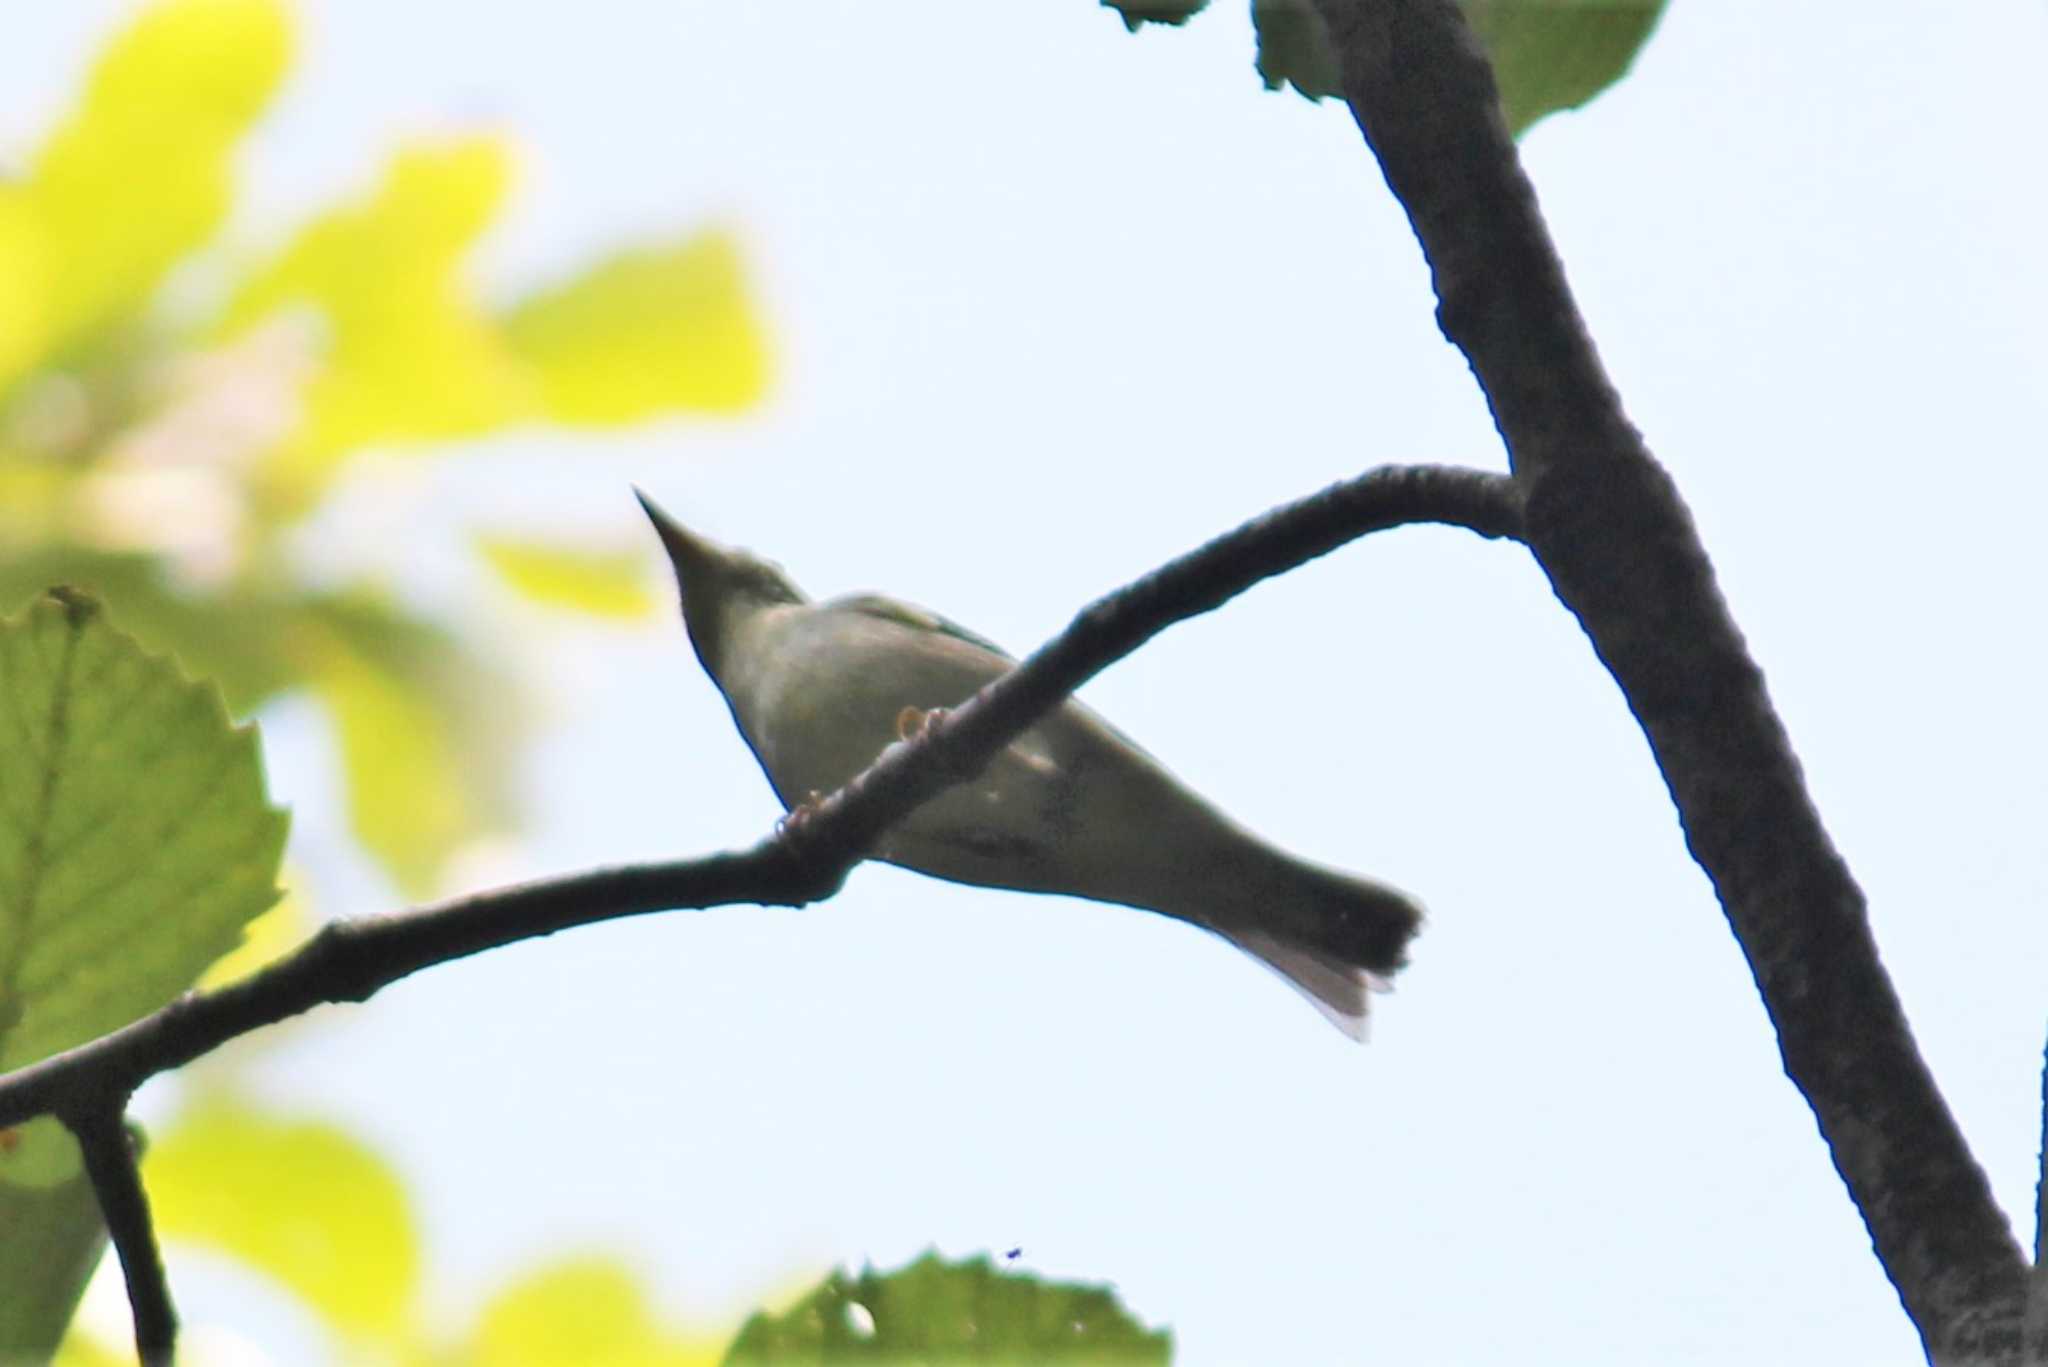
[
  {"x1": 735, "y1": 615, "x2": 1184, "y2": 908},
  {"x1": 884, "y1": 770, "x2": 1082, "y2": 889},
  {"x1": 758, "y1": 698, "x2": 1131, "y2": 897}
]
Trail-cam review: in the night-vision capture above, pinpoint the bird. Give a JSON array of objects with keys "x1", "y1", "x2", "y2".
[{"x1": 637, "y1": 490, "x2": 1423, "y2": 1038}]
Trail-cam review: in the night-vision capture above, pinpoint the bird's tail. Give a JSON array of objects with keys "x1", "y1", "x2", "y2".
[{"x1": 1206, "y1": 853, "x2": 1424, "y2": 1041}]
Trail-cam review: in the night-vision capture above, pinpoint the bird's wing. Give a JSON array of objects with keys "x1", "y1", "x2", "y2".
[
  {"x1": 829, "y1": 593, "x2": 1018, "y2": 662},
  {"x1": 826, "y1": 593, "x2": 1168, "y2": 770}
]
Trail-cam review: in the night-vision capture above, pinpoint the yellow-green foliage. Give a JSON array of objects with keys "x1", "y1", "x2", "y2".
[
  {"x1": 1, "y1": 12, "x2": 1170, "y2": 1364},
  {"x1": 1107, "y1": 0, "x2": 1669, "y2": 130},
  {"x1": 724, "y1": 1250, "x2": 1172, "y2": 1364},
  {"x1": 0, "y1": 0, "x2": 772, "y2": 895},
  {"x1": 131, "y1": 1094, "x2": 734, "y2": 1362},
  {"x1": 0, "y1": 590, "x2": 287, "y2": 1080},
  {"x1": 0, "y1": 590, "x2": 287, "y2": 1358}
]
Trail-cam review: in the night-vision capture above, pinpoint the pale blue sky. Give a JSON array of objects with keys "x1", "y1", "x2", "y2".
[{"x1": 8, "y1": 2, "x2": 2047, "y2": 1362}]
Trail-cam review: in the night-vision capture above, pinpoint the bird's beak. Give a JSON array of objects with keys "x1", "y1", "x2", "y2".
[{"x1": 634, "y1": 486, "x2": 722, "y2": 584}]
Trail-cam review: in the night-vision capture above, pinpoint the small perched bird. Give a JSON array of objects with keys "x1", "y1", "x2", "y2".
[{"x1": 638, "y1": 491, "x2": 1423, "y2": 1037}]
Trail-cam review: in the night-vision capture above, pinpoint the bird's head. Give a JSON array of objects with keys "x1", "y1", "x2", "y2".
[{"x1": 635, "y1": 489, "x2": 807, "y2": 677}]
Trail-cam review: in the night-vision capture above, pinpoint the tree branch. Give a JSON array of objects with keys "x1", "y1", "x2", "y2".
[
  {"x1": 2038, "y1": 1028, "x2": 2048, "y2": 1268},
  {"x1": 801, "y1": 461, "x2": 1523, "y2": 862},
  {"x1": 0, "y1": 462, "x2": 1519, "y2": 1129},
  {"x1": 64, "y1": 1109, "x2": 174, "y2": 1367},
  {"x1": 2028, "y1": 1033, "x2": 2048, "y2": 1359},
  {"x1": 1305, "y1": 1, "x2": 2025, "y2": 1359}
]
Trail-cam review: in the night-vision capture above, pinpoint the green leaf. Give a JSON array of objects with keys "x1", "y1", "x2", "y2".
[
  {"x1": 144, "y1": 1094, "x2": 421, "y2": 1341},
  {"x1": 0, "y1": 1137, "x2": 108, "y2": 1362},
  {"x1": 470, "y1": 1258, "x2": 727, "y2": 1366},
  {"x1": 0, "y1": 587, "x2": 285, "y2": 1350},
  {"x1": 0, "y1": 1115, "x2": 87, "y2": 1190},
  {"x1": 0, "y1": 0, "x2": 290, "y2": 381},
  {"x1": 0, "y1": 588, "x2": 287, "y2": 1074},
  {"x1": 500, "y1": 231, "x2": 770, "y2": 426},
  {"x1": 1463, "y1": 0, "x2": 1669, "y2": 136},
  {"x1": 0, "y1": 552, "x2": 299, "y2": 715},
  {"x1": 1117, "y1": 0, "x2": 1667, "y2": 132},
  {"x1": 721, "y1": 1252, "x2": 1171, "y2": 1364},
  {"x1": 1099, "y1": 0, "x2": 1210, "y2": 33},
  {"x1": 477, "y1": 535, "x2": 657, "y2": 619},
  {"x1": 1252, "y1": 0, "x2": 1341, "y2": 99},
  {"x1": 0, "y1": 566, "x2": 521, "y2": 895}
]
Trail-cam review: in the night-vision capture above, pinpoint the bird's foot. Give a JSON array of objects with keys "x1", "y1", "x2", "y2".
[
  {"x1": 895, "y1": 705, "x2": 949, "y2": 742},
  {"x1": 776, "y1": 790, "x2": 827, "y2": 840}
]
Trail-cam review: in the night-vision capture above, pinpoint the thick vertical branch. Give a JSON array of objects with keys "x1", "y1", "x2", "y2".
[{"x1": 1303, "y1": 0, "x2": 2025, "y2": 1360}]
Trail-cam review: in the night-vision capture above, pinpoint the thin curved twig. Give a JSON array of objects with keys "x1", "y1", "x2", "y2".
[
  {"x1": 0, "y1": 462, "x2": 1521, "y2": 1131},
  {"x1": 1304, "y1": 1, "x2": 2025, "y2": 1359},
  {"x1": 807, "y1": 462, "x2": 1523, "y2": 861},
  {"x1": 64, "y1": 1108, "x2": 174, "y2": 1367}
]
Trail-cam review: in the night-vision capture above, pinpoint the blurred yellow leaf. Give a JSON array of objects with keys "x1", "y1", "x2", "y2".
[
  {"x1": 3, "y1": 0, "x2": 289, "y2": 374},
  {"x1": 0, "y1": 195, "x2": 52, "y2": 390},
  {"x1": 476, "y1": 535, "x2": 655, "y2": 619},
  {"x1": 472, "y1": 1259, "x2": 727, "y2": 1367},
  {"x1": 502, "y1": 231, "x2": 769, "y2": 425},
  {"x1": 197, "y1": 878, "x2": 312, "y2": 990},
  {"x1": 51, "y1": 1330, "x2": 128, "y2": 1367},
  {"x1": 145, "y1": 1095, "x2": 420, "y2": 1340},
  {"x1": 307, "y1": 629, "x2": 474, "y2": 897},
  {"x1": 293, "y1": 591, "x2": 524, "y2": 893},
  {"x1": 0, "y1": 0, "x2": 773, "y2": 912},
  {"x1": 221, "y1": 137, "x2": 533, "y2": 497}
]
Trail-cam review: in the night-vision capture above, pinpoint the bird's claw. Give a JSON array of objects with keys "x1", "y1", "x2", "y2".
[
  {"x1": 776, "y1": 791, "x2": 827, "y2": 840},
  {"x1": 895, "y1": 704, "x2": 949, "y2": 742}
]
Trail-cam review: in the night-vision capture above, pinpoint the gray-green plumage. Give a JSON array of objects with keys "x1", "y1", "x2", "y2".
[{"x1": 638, "y1": 490, "x2": 1422, "y2": 1038}]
